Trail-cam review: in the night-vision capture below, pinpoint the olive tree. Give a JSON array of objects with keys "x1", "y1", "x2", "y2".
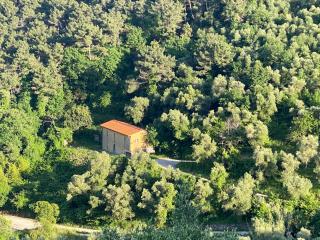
[
  {"x1": 222, "y1": 173, "x2": 255, "y2": 215},
  {"x1": 125, "y1": 97, "x2": 150, "y2": 124}
]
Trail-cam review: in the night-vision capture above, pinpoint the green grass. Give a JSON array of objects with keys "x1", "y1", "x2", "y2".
[
  {"x1": 72, "y1": 128, "x2": 101, "y2": 151},
  {"x1": 55, "y1": 229, "x2": 91, "y2": 239},
  {"x1": 18, "y1": 229, "x2": 90, "y2": 240},
  {"x1": 149, "y1": 153, "x2": 211, "y2": 179},
  {"x1": 176, "y1": 161, "x2": 211, "y2": 179},
  {"x1": 150, "y1": 153, "x2": 169, "y2": 160}
]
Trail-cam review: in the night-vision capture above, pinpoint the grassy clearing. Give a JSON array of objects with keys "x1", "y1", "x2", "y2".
[
  {"x1": 72, "y1": 128, "x2": 101, "y2": 151},
  {"x1": 17, "y1": 229, "x2": 92, "y2": 240},
  {"x1": 150, "y1": 153, "x2": 170, "y2": 160},
  {"x1": 176, "y1": 161, "x2": 211, "y2": 179},
  {"x1": 55, "y1": 229, "x2": 91, "y2": 239}
]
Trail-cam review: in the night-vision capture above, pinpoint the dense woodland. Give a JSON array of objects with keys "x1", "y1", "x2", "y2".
[{"x1": 0, "y1": 0, "x2": 320, "y2": 239}]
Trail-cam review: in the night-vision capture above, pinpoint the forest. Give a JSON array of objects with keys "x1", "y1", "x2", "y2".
[{"x1": 0, "y1": 0, "x2": 320, "y2": 239}]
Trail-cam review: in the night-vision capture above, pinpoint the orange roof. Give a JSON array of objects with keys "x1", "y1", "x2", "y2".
[{"x1": 100, "y1": 120, "x2": 145, "y2": 136}]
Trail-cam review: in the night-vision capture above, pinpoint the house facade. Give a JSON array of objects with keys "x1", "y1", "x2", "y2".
[{"x1": 100, "y1": 120, "x2": 153, "y2": 156}]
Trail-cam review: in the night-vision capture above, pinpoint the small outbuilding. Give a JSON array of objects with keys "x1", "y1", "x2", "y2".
[{"x1": 100, "y1": 120, "x2": 154, "y2": 156}]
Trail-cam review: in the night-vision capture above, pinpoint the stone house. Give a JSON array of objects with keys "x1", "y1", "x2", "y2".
[{"x1": 100, "y1": 120, "x2": 154, "y2": 157}]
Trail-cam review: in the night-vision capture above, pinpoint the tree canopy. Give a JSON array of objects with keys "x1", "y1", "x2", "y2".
[{"x1": 0, "y1": 0, "x2": 320, "y2": 238}]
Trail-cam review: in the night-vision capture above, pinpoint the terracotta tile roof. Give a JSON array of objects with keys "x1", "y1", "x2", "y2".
[{"x1": 100, "y1": 120, "x2": 145, "y2": 136}]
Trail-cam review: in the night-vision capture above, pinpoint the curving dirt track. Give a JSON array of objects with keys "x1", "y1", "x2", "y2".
[
  {"x1": 156, "y1": 158, "x2": 194, "y2": 169},
  {"x1": 2, "y1": 213, "x2": 101, "y2": 236}
]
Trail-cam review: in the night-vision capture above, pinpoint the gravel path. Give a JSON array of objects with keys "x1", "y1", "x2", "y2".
[
  {"x1": 156, "y1": 158, "x2": 211, "y2": 183},
  {"x1": 2, "y1": 214, "x2": 101, "y2": 235},
  {"x1": 4, "y1": 214, "x2": 40, "y2": 231},
  {"x1": 156, "y1": 158, "x2": 193, "y2": 169},
  {"x1": 2, "y1": 213, "x2": 250, "y2": 236}
]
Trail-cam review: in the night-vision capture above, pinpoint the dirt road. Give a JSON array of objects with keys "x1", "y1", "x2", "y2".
[
  {"x1": 156, "y1": 158, "x2": 194, "y2": 169},
  {"x1": 2, "y1": 213, "x2": 101, "y2": 235},
  {"x1": 3, "y1": 214, "x2": 40, "y2": 231}
]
